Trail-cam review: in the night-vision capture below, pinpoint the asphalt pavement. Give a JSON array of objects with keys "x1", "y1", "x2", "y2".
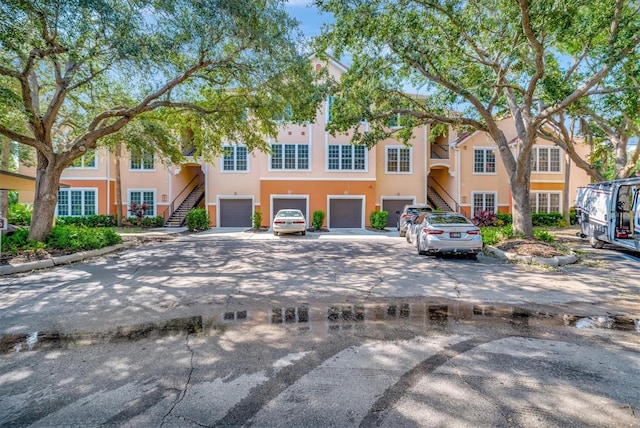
[{"x1": 0, "y1": 227, "x2": 639, "y2": 427}]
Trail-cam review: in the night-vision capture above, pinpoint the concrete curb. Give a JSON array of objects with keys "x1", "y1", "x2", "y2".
[
  {"x1": 485, "y1": 246, "x2": 578, "y2": 267},
  {"x1": 0, "y1": 244, "x2": 127, "y2": 276}
]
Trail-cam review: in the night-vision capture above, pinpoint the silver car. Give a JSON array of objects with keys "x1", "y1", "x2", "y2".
[
  {"x1": 397, "y1": 204, "x2": 433, "y2": 237},
  {"x1": 415, "y1": 213, "x2": 483, "y2": 259},
  {"x1": 273, "y1": 209, "x2": 307, "y2": 236}
]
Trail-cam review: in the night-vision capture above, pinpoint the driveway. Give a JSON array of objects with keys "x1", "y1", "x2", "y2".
[{"x1": 1, "y1": 232, "x2": 639, "y2": 427}]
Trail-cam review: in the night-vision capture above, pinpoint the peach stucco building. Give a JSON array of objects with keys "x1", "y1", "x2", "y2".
[{"x1": 17, "y1": 57, "x2": 591, "y2": 229}]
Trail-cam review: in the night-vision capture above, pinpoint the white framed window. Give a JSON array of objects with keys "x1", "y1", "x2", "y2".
[
  {"x1": 531, "y1": 147, "x2": 561, "y2": 173},
  {"x1": 386, "y1": 146, "x2": 412, "y2": 173},
  {"x1": 130, "y1": 149, "x2": 155, "y2": 171},
  {"x1": 270, "y1": 143, "x2": 310, "y2": 170},
  {"x1": 56, "y1": 188, "x2": 97, "y2": 216},
  {"x1": 530, "y1": 192, "x2": 561, "y2": 213},
  {"x1": 472, "y1": 192, "x2": 497, "y2": 216},
  {"x1": 222, "y1": 145, "x2": 248, "y2": 172},
  {"x1": 69, "y1": 150, "x2": 97, "y2": 169},
  {"x1": 473, "y1": 148, "x2": 496, "y2": 174},
  {"x1": 328, "y1": 144, "x2": 366, "y2": 171},
  {"x1": 128, "y1": 189, "x2": 156, "y2": 217}
]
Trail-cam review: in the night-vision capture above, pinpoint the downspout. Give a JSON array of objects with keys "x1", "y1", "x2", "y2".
[
  {"x1": 106, "y1": 148, "x2": 110, "y2": 215},
  {"x1": 424, "y1": 125, "x2": 428, "y2": 204}
]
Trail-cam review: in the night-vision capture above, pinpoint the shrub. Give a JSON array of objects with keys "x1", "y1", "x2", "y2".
[
  {"x1": 496, "y1": 213, "x2": 512, "y2": 225},
  {"x1": 312, "y1": 210, "x2": 326, "y2": 230},
  {"x1": 141, "y1": 216, "x2": 165, "y2": 227},
  {"x1": 251, "y1": 210, "x2": 263, "y2": 229},
  {"x1": 472, "y1": 210, "x2": 498, "y2": 227},
  {"x1": 8, "y1": 204, "x2": 32, "y2": 226},
  {"x1": 0, "y1": 228, "x2": 44, "y2": 253},
  {"x1": 480, "y1": 225, "x2": 514, "y2": 246},
  {"x1": 186, "y1": 208, "x2": 210, "y2": 231},
  {"x1": 532, "y1": 212, "x2": 564, "y2": 227},
  {"x1": 128, "y1": 202, "x2": 148, "y2": 225},
  {"x1": 569, "y1": 206, "x2": 577, "y2": 225},
  {"x1": 46, "y1": 225, "x2": 122, "y2": 252},
  {"x1": 56, "y1": 215, "x2": 117, "y2": 228},
  {"x1": 533, "y1": 229, "x2": 555, "y2": 243},
  {"x1": 369, "y1": 210, "x2": 389, "y2": 230}
]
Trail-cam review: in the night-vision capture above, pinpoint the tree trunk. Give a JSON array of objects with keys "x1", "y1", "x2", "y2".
[
  {"x1": 510, "y1": 178, "x2": 534, "y2": 239},
  {"x1": 0, "y1": 137, "x2": 10, "y2": 219},
  {"x1": 115, "y1": 144, "x2": 123, "y2": 227},
  {"x1": 563, "y1": 152, "x2": 571, "y2": 224},
  {"x1": 28, "y1": 154, "x2": 62, "y2": 242}
]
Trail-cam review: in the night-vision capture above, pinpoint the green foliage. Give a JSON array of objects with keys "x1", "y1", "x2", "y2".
[
  {"x1": 480, "y1": 225, "x2": 514, "y2": 246},
  {"x1": 312, "y1": 210, "x2": 326, "y2": 230},
  {"x1": 1, "y1": 226, "x2": 121, "y2": 254},
  {"x1": 56, "y1": 215, "x2": 117, "y2": 228},
  {"x1": 8, "y1": 203, "x2": 32, "y2": 226},
  {"x1": 569, "y1": 206, "x2": 577, "y2": 225},
  {"x1": 186, "y1": 208, "x2": 210, "y2": 231},
  {"x1": 0, "y1": 228, "x2": 44, "y2": 253},
  {"x1": 532, "y1": 212, "x2": 564, "y2": 227},
  {"x1": 141, "y1": 216, "x2": 165, "y2": 228},
  {"x1": 369, "y1": 210, "x2": 389, "y2": 230},
  {"x1": 251, "y1": 210, "x2": 263, "y2": 229},
  {"x1": 46, "y1": 226, "x2": 122, "y2": 252},
  {"x1": 533, "y1": 229, "x2": 555, "y2": 243},
  {"x1": 496, "y1": 213, "x2": 513, "y2": 225}
]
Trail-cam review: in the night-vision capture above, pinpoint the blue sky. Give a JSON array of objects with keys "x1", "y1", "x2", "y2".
[{"x1": 285, "y1": 0, "x2": 333, "y2": 38}]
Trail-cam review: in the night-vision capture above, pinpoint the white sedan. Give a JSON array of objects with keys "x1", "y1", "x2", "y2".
[
  {"x1": 273, "y1": 209, "x2": 307, "y2": 236},
  {"x1": 416, "y1": 213, "x2": 483, "y2": 259}
]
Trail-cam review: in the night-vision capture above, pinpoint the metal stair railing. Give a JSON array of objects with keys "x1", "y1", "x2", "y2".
[
  {"x1": 428, "y1": 178, "x2": 459, "y2": 212},
  {"x1": 165, "y1": 173, "x2": 204, "y2": 226}
]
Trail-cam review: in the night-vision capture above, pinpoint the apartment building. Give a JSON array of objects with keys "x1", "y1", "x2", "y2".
[{"x1": 17, "y1": 57, "x2": 591, "y2": 228}]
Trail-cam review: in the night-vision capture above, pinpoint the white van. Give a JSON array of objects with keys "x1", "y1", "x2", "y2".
[{"x1": 576, "y1": 177, "x2": 640, "y2": 251}]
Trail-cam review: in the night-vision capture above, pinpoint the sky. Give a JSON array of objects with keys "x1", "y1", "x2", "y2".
[{"x1": 284, "y1": 0, "x2": 333, "y2": 38}]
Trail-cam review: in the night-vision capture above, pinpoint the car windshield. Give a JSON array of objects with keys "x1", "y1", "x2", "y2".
[
  {"x1": 407, "y1": 207, "x2": 432, "y2": 215},
  {"x1": 277, "y1": 210, "x2": 303, "y2": 218},
  {"x1": 427, "y1": 215, "x2": 470, "y2": 224}
]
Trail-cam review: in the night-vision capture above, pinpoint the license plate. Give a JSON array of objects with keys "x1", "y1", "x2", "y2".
[
  {"x1": 450, "y1": 232, "x2": 461, "y2": 238},
  {"x1": 286, "y1": 221, "x2": 292, "y2": 225}
]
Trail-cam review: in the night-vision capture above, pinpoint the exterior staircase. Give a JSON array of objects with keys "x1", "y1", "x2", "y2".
[
  {"x1": 427, "y1": 186, "x2": 455, "y2": 212},
  {"x1": 164, "y1": 184, "x2": 205, "y2": 227}
]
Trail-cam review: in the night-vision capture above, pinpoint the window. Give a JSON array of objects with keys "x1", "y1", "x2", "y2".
[
  {"x1": 270, "y1": 143, "x2": 309, "y2": 170},
  {"x1": 69, "y1": 150, "x2": 97, "y2": 169},
  {"x1": 222, "y1": 145, "x2": 248, "y2": 172},
  {"x1": 386, "y1": 146, "x2": 412, "y2": 173},
  {"x1": 472, "y1": 192, "x2": 497, "y2": 216},
  {"x1": 129, "y1": 190, "x2": 155, "y2": 217},
  {"x1": 474, "y1": 149, "x2": 496, "y2": 173},
  {"x1": 56, "y1": 189, "x2": 96, "y2": 216},
  {"x1": 130, "y1": 149, "x2": 154, "y2": 170},
  {"x1": 530, "y1": 192, "x2": 561, "y2": 213},
  {"x1": 532, "y1": 147, "x2": 561, "y2": 172},
  {"x1": 328, "y1": 144, "x2": 366, "y2": 171}
]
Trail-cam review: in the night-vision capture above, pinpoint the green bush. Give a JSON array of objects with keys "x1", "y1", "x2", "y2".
[
  {"x1": 0, "y1": 228, "x2": 44, "y2": 253},
  {"x1": 532, "y1": 212, "x2": 564, "y2": 227},
  {"x1": 47, "y1": 225, "x2": 122, "y2": 252},
  {"x1": 251, "y1": 210, "x2": 263, "y2": 229},
  {"x1": 496, "y1": 213, "x2": 512, "y2": 225},
  {"x1": 141, "y1": 216, "x2": 165, "y2": 227},
  {"x1": 480, "y1": 225, "x2": 514, "y2": 246},
  {"x1": 186, "y1": 208, "x2": 210, "y2": 231},
  {"x1": 8, "y1": 204, "x2": 32, "y2": 226},
  {"x1": 56, "y1": 215, "x2": 117, "y2": 227},
  {"x1": 533, "y1": 229, "x2": 555, "y2": 243},
  {"x1": 569, "y1": 206, "x2": 577, "y2": 225},
  {"x1": 369, "y1": 210, "x2": 389, "y2": 230},
  {"x1": 312, "y1": 210, "x2": 326, "y2": 230}
]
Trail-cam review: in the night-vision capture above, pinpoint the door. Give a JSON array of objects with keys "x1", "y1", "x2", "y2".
[
  {"x1": 272, "y1": 198, "x2": 307, "y2": 219},
  {"x1": 219, "y1": 199, "x2": 252, "y2": 227},
  {"x1": 382, "y1": 199, "x2": 414, "y2": 228},
  {"x1": 329, "y1": 198, "x2": 363, "y2": 228}
]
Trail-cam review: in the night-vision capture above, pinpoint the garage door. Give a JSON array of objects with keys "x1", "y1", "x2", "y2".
[
  {"x1": 382, "y1": 199, "x2": 414, "y2": 228},
  {"x1": 329, "y1": 198, "x2": 363, "y2": 228},
  {"x1": 219, "y1": 199, "x2": 252, "y2": 227},
  {"x1": 272, "y1": 198, "x2": 307, "y2": 219}
]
